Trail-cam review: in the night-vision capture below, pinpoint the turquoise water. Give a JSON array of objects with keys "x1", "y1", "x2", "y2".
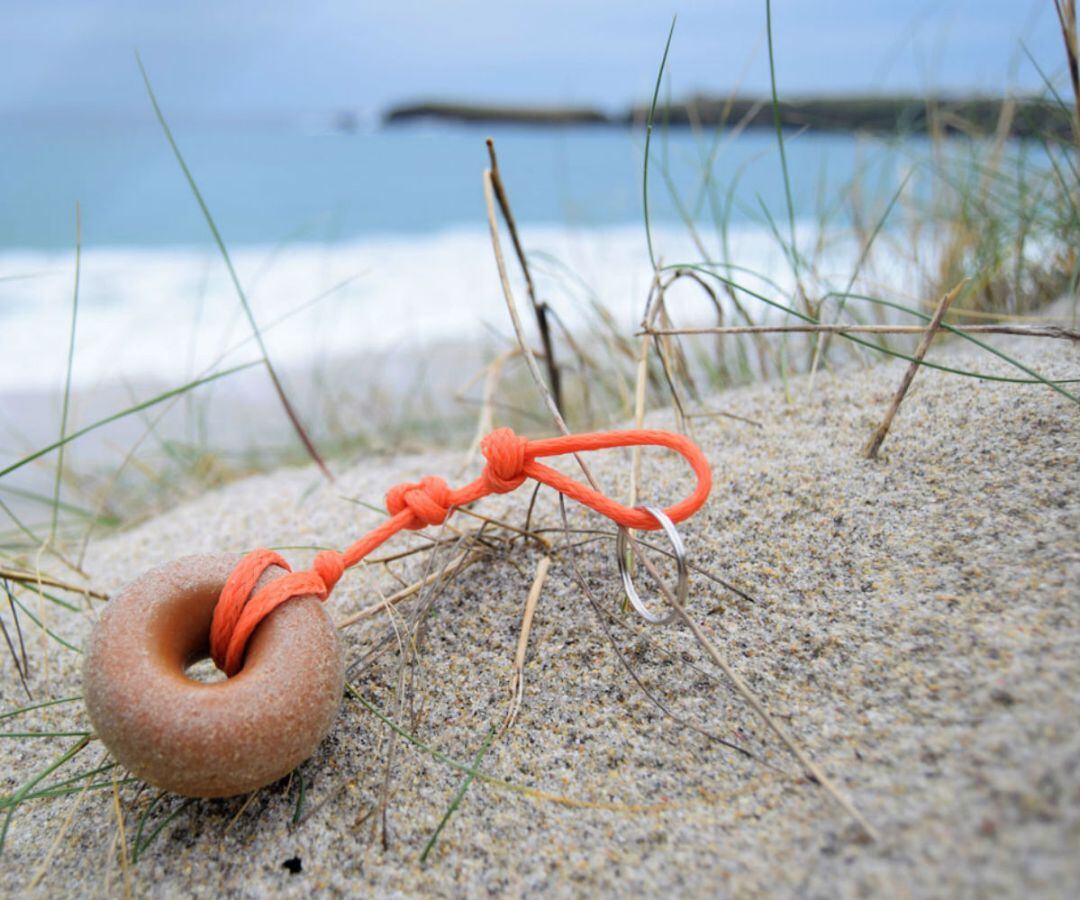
[
  {"x1": 0, "y1": 123, "x2": 952, "y2": 391},
  {"x1": 0, "y1": 122, "x2": 919, "y2": 249}
]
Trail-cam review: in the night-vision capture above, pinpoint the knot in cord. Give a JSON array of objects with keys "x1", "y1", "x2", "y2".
[
  {"x1": 385, "y1": 475, "x2": 452, "y2": 528},
  {"x1": 480, "y1": 426, "x2": 529, "y2": 493},
  {"x1": 210, "y1": 427, "x2": 713, "y2": 677},
  {"x1": 312, "y1": 550, "x2": 345, "y2": 593}
]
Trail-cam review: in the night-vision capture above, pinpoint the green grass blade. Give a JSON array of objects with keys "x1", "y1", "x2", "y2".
[
  {"x1": 0, "y1": 485, "x2": 118, "y2": 527},
  {"x1": 0, "y1": 731, "x2": 90, "y2": 739},
  {"x1": 0, "y1": 734, "x2": 90, "y2": 852},
  {"x1": 130, "y1": 791, "x2": 167, "y2": 863},
  {"x1": 0, "y1": 763, "x2": 117, "y2": 809},
  {"x1": 420, "y1": 725, "x2": 497, "y2": 864},
  {"x1": 50, "y1": 203, "x2": 81, "y2": 545},
  {"x1": 291, "y1": 769, "x2": 306, "y2": 825},
  {"x1": 0, "y1": 361, "x2": 260, "y2": 480},
  {"x1": 765, "y1": 0, "x2": 800, "y2": 281},
  {"x1": 135, "y1": 52, "x2": 333, "y2": 481},
  {"x1": 0, "y1": 496, "x2": 41, "y2": 548},
  {"x1": 0, "y1": 695, "x2": 81, "y2": 721},
  {"x1": 5, "y1": 593, "x2": 82, "y2": 654},
  {"x1": 643, "y1": 17, "x2": 677, "y2": 272},
  {"x1": 666, "y1": 263, "x2": 1080, "y2": 398},
  {"x1": 132, "y1": 797, "x2": 194, "y2": 863},
  {"x1": 810, "y1": 166, "x2": 916, "y2": 370},
  {"x1": 347, "y1": 685, "x2": 523, "y2": 796},
  {"x1": 823, "y1": 289, "x2": 1080, "y2": 402},
  {"x1": 7, "y1": 778, "x2": 137, "y2": 807}
]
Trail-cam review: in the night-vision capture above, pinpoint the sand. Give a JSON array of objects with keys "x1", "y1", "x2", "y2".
[{"x1": 1, "y1": 332, "x2": 1077, "y2": 897}]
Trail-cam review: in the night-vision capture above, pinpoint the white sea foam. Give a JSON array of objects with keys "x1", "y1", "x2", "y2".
[{"x1": 0, "y1": 221, "x2": 912, "y2": 393}]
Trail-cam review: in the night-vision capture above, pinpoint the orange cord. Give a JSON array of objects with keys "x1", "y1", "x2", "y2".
[{"x1": 210, "y1": 427, "x2": 712, "y2": 676}]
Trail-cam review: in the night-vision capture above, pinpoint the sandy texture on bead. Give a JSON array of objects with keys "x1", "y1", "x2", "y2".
[{"x1": 83, "y1": 553, "x2": 344, "y2": 798}]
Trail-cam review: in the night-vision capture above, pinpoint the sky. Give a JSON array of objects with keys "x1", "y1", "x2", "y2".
[{"x1": 0, "y1": 0, "x2": 1068, "y2": 125}]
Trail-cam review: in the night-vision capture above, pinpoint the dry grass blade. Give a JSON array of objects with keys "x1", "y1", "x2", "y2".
[
  {"x1": 458, "y1": 348, "x2": 522, "y2": 470},
  {"x1": 1053, "y1": 0, "x2": 1080, "y2": 144},
  {"x1": 501, "y1": 554, "x2": 551, "y2": 734},
  {"x1": 483, "y1": 171, "x2": 578, "y2": 444},
  {"x1": 223, "y1": 790, "x2": 259, "y2": 833},
  {"x1": 334, "y1": 551, "x2": 476, "y2": 628},
  {"x1": 27, "y1": 747, "x2": 105, "y2": 889},
  {"x1": 556, "y1": 498, "x2": 757, "y2": 758},
  {"x1": 0, "y1": 586, "x2": 32, "y2": 700},
  {"x1": 0, "y1": 567, "x2": 107, "y2": 601},
  {"x1": 349, "y1": 684, "x2": 751, "y2": 814},
  {"x1": 627, "y1": 535, "x2": 880, "y2": 841},
  {"x1": 863, "y1": 280, "x2": 966, "y2": 459},
  {"x1": 111, "y1": 773, "x2": 132, "y2": 899},
  {"x1": 368, "y1": 524, "x2": 459, "y2": 851},
  {"x1": 485, "y1": 139, "x2": 563, "y2": 412},
  {"x1": 629, "y1": 270, "x2": 661, "y2": 508},
  {"x1": 451, "y1": 506, "x2": 552, "y2": 552},
  {"x1": 643, "y1": 276, "x2": 692, "y2": 433},
  {"x1": 345, "y1": 539, "x2": 487, "y2": 680}
]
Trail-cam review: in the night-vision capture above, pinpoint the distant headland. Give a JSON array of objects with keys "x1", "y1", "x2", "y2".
[{"x1": 383, "y1": 95, "x2": 1072, "y2": 139}]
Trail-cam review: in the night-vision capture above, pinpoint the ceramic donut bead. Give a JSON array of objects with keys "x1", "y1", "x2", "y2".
[{"x1": 83, "y1": 553, "x2": 344, "y2": 798}]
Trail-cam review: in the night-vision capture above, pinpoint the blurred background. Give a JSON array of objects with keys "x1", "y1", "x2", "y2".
[{"x1": 0, "y1": 0, "x2": 1075, "y2": 529}]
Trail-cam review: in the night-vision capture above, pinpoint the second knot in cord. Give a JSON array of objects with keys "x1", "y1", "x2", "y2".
[
  {"x1": 480, "y1": 427, "x2": 529, "y2": 493},
  {"x1": 386, "y1": 475, "x2": 452, "y2": 528}
]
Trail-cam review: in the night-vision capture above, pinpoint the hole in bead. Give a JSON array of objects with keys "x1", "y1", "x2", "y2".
[{"x1": 184, "y1": 656, "x2": 227, "y2": 684}]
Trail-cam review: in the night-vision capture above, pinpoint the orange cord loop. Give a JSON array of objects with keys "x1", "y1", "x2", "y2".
[
  {"x1": 210, "y1": 426, "x2": 712, "y2": 677},
  {"x1": 208, "y1": 548, "x2": 290, "y2": 672}
]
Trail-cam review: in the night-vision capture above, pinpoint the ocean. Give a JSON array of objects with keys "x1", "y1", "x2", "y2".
[{"x1": 0, "y1": 122, "x2": 923, "y2": 391}]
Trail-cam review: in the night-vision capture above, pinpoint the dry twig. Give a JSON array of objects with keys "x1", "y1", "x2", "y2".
[
  {"x1": 0, "y1": 566, "x2": 108, "y2": 601},
  {"x1": 863, "y1": 281, "x2": 966, "y2": 459},
  {"x1": 486, "y1": 139, "x2": 563, "y2": 412},
  {"x1": 335, "y1": 551, "x2": 476, "y2": 628},
  {"x1": 641, "y1": 323, "x2": 1080, "y2": 341}
]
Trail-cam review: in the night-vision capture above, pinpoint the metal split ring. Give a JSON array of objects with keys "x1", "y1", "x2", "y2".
[{"x1": 615, "y1": 504, "x2": 688, "y2": 625}]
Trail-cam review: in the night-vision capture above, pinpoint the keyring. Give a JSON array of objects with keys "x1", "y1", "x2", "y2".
[{"x1": 615, "y1": 504, "x2": 688, "y2": 625}]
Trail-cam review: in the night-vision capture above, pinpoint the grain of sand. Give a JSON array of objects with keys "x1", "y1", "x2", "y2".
[{"x1": 2, "y1": 333, "x2": 1077, "y2": 897}]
